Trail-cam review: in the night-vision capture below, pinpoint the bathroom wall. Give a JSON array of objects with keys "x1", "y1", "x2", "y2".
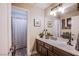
[
  {"x1": 71, "y1": 16, "x2": 79, "y2": 40},
  {"x1": 29, "y1": 6, "x2": 44, "y2": 55},
  {"x1": 12, "y1": 3, "x2": 45, "y2": 55},
  {"x1": 0, "y1": 3, "x2": 11, "y2": 55}
]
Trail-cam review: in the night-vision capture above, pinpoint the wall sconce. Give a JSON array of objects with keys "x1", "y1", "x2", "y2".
[{"x1": 50, "y1": 3, "x2": 77, "y2": 16}]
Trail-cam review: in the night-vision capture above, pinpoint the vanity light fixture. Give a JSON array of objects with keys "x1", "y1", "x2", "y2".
[
  {"x1": 50, "y1": 3, "x2": 78, "y2": 16},
  {"x1": 50, "y1": 3, "x2": 64, "y2": 16}
]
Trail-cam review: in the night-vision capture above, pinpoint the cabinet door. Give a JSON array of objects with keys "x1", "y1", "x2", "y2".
[
  {"x1": 54, "y1": 47, "x2": 74, "y2": 56},
  {"x1": 36, "y1": 40, "x2": 42, "y2": 54},
  {"x1": 38, "y1": 45, "x2": 42, "y2": 54},
  {"x1": 45, "y1": 43, "x2": 53, "y2": 51},
  {"x1": 41, "y1": 46, "x2": 47, "y2": 56},
  {"x1": 36, "y1": 40, "x2": 47, "y2": 56},
  {"x1": 48, "y1": 50, "x2": 54, "y2": 56},
  {"x1": 37, "y1": 39, "x2": 44, "y2": 46}
]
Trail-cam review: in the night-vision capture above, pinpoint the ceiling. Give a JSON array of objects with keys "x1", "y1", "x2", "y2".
[
  {"x1": 12, "y1": 3, "x2": 54, "y2": 10},
  {"x1": 13, "y1": 3, "x2": 77, "y2": 11},
  {"x1": 30, "y1": 3, "x2": 52, "y2": 9}
]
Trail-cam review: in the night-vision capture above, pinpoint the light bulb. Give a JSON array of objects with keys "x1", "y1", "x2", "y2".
[
  {"x1": 58, "y1": 7, "x2": 64, "y2": 14},
  {"x1": 50, "y1": 11, "x2": 53, "y2": 15},
  {"x1": 50, "y1": 11, "x2": 56, "y2": 16},
  {"x1": 53, "y1": 12, "x2": 56, "y2": 16}
]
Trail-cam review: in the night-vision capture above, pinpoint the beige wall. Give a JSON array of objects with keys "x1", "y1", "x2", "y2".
[
  {"x1": 71, "y1": 16, "x2": 79, "y2": 41},
  {"x1": 12, "y1": 3, "x2": 45, "y2": 55},
  {"x1": 0, "y1": 3, "x2": 11, "y2": 55}
]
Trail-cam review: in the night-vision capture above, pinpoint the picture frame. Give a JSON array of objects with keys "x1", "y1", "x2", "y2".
[{"x1": 34, "y1": 19, "x2": 41, "y2": 27}]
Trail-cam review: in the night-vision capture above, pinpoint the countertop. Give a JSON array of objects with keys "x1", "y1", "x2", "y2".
[{"x1": 36, "y1": 36, "x2": 79, "y2": 56}]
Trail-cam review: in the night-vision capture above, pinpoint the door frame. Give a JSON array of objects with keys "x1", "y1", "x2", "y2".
[{"x1": 11, "y1": 6, "x2": 30, "y2": 56}]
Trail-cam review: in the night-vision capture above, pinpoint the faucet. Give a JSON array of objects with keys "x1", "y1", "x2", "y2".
[{"x1": 67, "y1": 37, "x2": 73, "y2": 46}]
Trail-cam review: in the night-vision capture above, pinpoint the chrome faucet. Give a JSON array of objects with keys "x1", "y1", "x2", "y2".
[{"x1": 67, "y1": 37, "x2": 73, "y2": 46}]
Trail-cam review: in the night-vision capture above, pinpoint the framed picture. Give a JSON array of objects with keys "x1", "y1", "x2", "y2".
[{"x1": 34, "y1": 19, "x2": 41, "y2": 27}]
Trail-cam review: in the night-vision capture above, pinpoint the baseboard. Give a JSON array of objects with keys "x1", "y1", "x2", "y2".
[{"x1": 31, "y1": 51, "x2": 37, "y2": 55}]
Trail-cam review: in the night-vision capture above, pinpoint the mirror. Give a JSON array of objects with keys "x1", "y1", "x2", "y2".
[{"x1": 44, "y1": 3, "x2": 79, "y2": 44}]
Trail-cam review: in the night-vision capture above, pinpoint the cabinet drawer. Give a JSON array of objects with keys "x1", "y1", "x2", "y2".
[
  {"x1": 38, "y1": 45, "x2": 42, "y2": 53},
  {"x1": 37, "y1": 39, "x2": 44, "y2": 46},
  {"x1": 54, "y1": 47, "x2": 74, "y2": 56},
  {"x1": 41, "y1": 46, "x2": 47, "y2": 56},
  {"x1": 45, "y1": 43, "x2": 53, "y2": 51}
]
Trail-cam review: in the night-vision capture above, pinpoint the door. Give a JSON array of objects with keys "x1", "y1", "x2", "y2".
[
  {"x1": 12, "y1": 19, "x2": 27, "y2": 49},
  {"x1": 12, "y1": 7, "x2": 27, "y2": 49}
]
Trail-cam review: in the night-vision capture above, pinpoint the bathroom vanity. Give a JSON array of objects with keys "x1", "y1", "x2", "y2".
[{"x1": 36, "y1": 38, "x2": 79, "y2": 56}]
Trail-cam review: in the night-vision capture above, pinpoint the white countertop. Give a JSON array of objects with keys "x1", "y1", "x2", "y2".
[{"x1": 36, "y1": 36, "x2": 79, "y2": 56}]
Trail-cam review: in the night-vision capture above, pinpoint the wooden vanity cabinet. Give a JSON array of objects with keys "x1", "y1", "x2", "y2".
[
  {"x1": 48, "y1": 50, "x2": 55, "y2": 56},
  {"x1": 44, "y1": 42, "x2": 55, "y2": 56},
  {"x1": 44, "y1": 42, "x2": 53, "y2": 51},
  {"x1": 54, "y1": 47, "x2": 74, "y2": 56},
  {"x1": 37, "y1": 39, "x2": 44, "y2": 46},
  {"x1": 41, "y1": 46, "x2": 48, "y2": 56},
  {"x1": 36, "y1": 39, "x2": 47, "y2": 56},
  {"x1": 36, "y1": 39, "x2": 75, "y2": 56}
]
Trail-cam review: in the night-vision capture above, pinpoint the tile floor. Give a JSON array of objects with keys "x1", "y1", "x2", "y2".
[{"x1": 15, "y1": 48, "x2": 27, "y2": 56}]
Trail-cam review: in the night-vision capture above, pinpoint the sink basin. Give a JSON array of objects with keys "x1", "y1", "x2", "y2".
[
  {"x1": 43, "y1": 37, "x2": 75, "y2": 50},
  {"x1": 50, "y1": 36, "x2": 57, "y2": 40}
]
